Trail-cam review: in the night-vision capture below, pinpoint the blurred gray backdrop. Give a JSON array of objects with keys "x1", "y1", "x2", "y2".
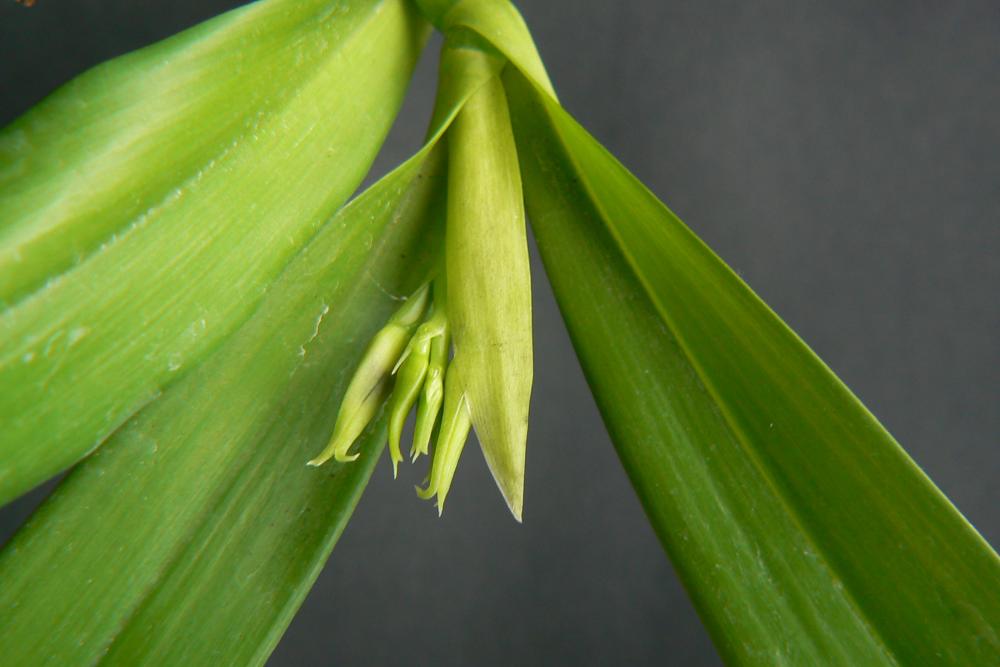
[{"x1": 1, "y1": 1, "x2": 997, "y2": 665}]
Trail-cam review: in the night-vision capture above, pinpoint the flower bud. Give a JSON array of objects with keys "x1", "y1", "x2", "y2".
[
  {"x1": 416, "y1": 360, "x2": 471, "y2": 515},
  {"x1": 308, "y1": 283, "x2": 430, "y2": 466},
  {"x1": 411, "y1": 282, "x2": 450, "y2": 462},
  {"x1": 386, "y1": 326, "x2": 432, "y2": 477}
]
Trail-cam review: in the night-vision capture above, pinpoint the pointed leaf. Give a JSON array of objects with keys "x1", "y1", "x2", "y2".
[
  {"x1": 0, "y1": 144, "x2": 447, "y2": 666},
  {"x1": 446, "y1": 49, "x2": 532, "y2": 520},
  {"x1": 0, "y1": 32, "x2": 500, "y2": 661},
  {"x1": 505, "y1": 66, "x2": 1000, "y2": 665}
]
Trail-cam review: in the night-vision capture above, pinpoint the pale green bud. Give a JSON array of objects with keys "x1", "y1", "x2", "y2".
[
  {"x1": 386, "y1": 327, "x2": 431, "y2": 478},
  {"x1": 416, "y1": 359, "x2": 471, "y2": 516},
  {"x1": 308, "y1": 283, "x2": 430, "y2": 467},
  {"x1": 409, "y1": 279, "x2": 450, "y2": 462},
  {"x1": 411, "y1": 325, "x2": 448, "y2": 462}
]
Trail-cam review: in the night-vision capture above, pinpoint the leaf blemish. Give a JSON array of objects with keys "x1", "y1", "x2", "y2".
[
  {"x1": 299, "y1": 303, "x2": 330, "y2": 358},
  {"x1": 67, "y1": 326, "x2": 89, "y2": 347}
]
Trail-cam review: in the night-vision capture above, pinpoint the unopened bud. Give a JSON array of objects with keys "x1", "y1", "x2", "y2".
[
  {"x1": 308, "y1": 283, "x2": 430, "y2": 466},
  {"x1": 416, "y1": 360, "x2": 472, "y2": 515},
  {"x1": 387, "y1": 327, "x2": 432, "y2": 477}
]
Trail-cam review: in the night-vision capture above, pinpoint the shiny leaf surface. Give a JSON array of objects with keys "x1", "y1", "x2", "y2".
[
  {"x1": 0, "y1": 142, "x2": 447, "y2": 667},
  {"x1": 0, "y1": 0, "x2": 427, "y2": 505},
  {"x1": 505, "y1": 66, "x2": 1000, "y2": 665}
]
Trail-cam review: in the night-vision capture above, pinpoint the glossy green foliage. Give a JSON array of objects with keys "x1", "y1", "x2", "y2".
[
  {"x1": 504, "y1": 66, "x2": 1000, "y2": 665},
  {"x1": 0, "y1": 9, "x2": 502, "y2": 658},
  {"x1": 2, "y1": 0, "x2": 997, "y2": 664},
  {"x1": 0, "y1": 143, "x2": 447, "y2": 666},
  {"x1": 0, "y1": 0, "x2": 427, "y2": 506}
]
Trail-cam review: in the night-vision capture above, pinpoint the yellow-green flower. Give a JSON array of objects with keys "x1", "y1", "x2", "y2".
[{"x1": 310, "y1": 46, "x2": 532, "y2": 522}]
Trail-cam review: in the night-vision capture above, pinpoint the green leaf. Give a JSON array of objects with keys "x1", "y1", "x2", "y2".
[
  {"x1": 0, "y1": 141, "x2": 447, "y2": 667},
  {"x1": 504, "y1": 66, "x2": 1000, "y2": 665},
  {"x1": 0, "y1": 0, "x2": 427, "y2": 506},
  {"x1": 445, "y1": 48, "x2": 532, "y2": 520},
  {"x1": 0, "y1": 21, "x2": 498, "y2": 661}
]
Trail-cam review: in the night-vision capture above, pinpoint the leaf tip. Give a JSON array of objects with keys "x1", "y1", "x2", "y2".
[{"x1": 499, "y1": 479, "x2": 523, "y2": 523}]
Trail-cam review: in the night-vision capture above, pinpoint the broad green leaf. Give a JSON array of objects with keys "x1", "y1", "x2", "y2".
[
  {"x1": 0, "y1": 143, "x2": 446, "y2": 667},
  {"x1": 0, "y1": 32, "x2": 497, "y2": 664},
  {"x1": 445, "y1": 49, "x2": 531, "y2": 520},
  {"x1": 504, "y1": 66, "x2": 1000, "y2": 665},
  {"x1": 0, "y1": 0, "x2": 427, "y2": 506},
  {"x1": 395, "y1": 3, "x2": 1000, "y2": 658}
]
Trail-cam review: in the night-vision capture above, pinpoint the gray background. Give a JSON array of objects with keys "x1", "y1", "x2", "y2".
[{"x1": 1, "y1": 1, "x2": 997, "y2": 665}]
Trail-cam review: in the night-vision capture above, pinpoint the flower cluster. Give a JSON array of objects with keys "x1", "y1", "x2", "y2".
[
  {"x1": 310, "y1": 48, "x2": 533, "y2": 520},
  {"x1": 308, "y1": 278, "x2": 471, "y2": 513}
]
